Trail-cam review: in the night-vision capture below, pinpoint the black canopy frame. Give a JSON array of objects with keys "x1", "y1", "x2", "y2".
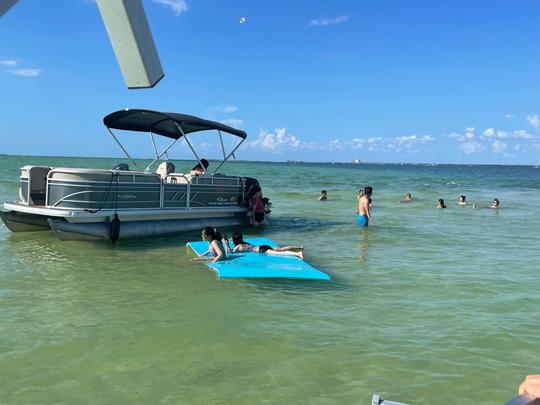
[{"x1": 103, "y1": 109, "x2": 246, "y2": 172}]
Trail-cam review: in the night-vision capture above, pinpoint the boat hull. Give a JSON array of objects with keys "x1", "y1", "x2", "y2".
[
  {"x1": 48, "y1": 214, "x2": 250, "y2": 241},
  {"x1": 0, "y1": 210, "x2": 51, "y2": 232}
]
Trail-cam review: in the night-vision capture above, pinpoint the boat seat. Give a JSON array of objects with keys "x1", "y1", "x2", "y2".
[
  {"x1": 156, "y1": 162, "x2": 175, "y2": 180},
  {"x1": 165, "y1": 173, "x2": 192, "y2": 184}
]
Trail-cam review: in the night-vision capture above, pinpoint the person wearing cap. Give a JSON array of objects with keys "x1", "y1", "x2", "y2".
[{"x1": 190, "y1": 159, "x2": 209, "y2": 176}]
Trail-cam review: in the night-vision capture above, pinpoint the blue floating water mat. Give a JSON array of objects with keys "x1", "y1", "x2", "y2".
[{"x1": 186, "y1": 237, "x2": 330, "y2": 280}]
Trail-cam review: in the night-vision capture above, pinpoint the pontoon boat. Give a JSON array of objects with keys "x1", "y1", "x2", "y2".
[{"x1": 0, "y1": 109, "x2": 261, "y2": 241}]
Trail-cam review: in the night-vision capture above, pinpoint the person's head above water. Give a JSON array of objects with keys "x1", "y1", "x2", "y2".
[
  {"x1": 364, "y1": 186, "x2": 373, "y2": 196},
  {"x1": 459, "y1": 195, "x2": 466, "y2": 201},
  {"x1": 201, "y1": 226, "x2": 221, "y2": 241},
  {"x1": 492, "y1": 198, "x2": 500, "y2": 207},
  {"x1": 321, "y1": 190, "x2": 327, "y2": 195},
  {"x1": 438, "y1": 198, "x2": 446, "y2": 207},
  {"x1": 231, "y1": 232, "x2": 247, "y2": 245}
]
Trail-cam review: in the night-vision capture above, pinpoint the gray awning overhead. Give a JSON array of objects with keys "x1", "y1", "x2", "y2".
[{"x1": 103, "y1": 109, "x2": 247, "y2": 139}]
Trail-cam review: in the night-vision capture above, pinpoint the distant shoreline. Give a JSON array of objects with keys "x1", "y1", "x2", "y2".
[{"x1": 1, "y1": 153, "x2": 537, "y2": 167}]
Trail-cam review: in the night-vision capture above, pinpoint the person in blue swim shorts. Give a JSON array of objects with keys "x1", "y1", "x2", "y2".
[{"x1": 357, "y1": 186, "x2": 373, "y2": 226}]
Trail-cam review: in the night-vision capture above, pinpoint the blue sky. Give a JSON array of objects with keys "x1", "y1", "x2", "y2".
[{"x1": 1, "y1": 0, "x2": 539, "y2": 164}]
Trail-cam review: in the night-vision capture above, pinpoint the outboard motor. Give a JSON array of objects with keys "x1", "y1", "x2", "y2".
[{"x1": 113, "y1": 163, "x2": 129, "y2": 171}]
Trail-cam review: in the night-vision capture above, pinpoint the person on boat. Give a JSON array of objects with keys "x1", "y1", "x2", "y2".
[
  {"x1": 458, "y1": 195, "x2": 467, "y2": 206},
  {"x1": 357, "y1": 186, "x2": 373, "y2": 227},
  {"x1": 251, "y1": 187, "x2": 267, "y2": 226},
  {"x1": 437, "y1": 198, "x2": 447, "y2": 208},
  {"x1": 223, "y1": 232, "x2": 304, "y2": 259},
  {"x1": 194, "y1": 226, "x2": 226, "y2": 262},
  {"x1": 491, "y1": 198, "x2": 500, "y2": 208},
  {"x1": 318, "y1": 190, "x2": 328, "y2": 201},
  {"x1": 190, "y1": 158, "x2": 209, "y2": 176}
]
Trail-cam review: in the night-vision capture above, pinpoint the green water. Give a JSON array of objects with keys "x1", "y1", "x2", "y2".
[{"x1": 1, "y1": 155, "x2": 539, "y2": 404}]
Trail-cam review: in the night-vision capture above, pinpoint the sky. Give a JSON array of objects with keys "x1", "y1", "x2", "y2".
[{"x1": 0, "y1": 0, "x2": 539, "y2": 164}]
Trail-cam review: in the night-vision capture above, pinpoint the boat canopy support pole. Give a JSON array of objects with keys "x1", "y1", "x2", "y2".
[
  {"x1": 213, "y1": 138, "x2": 244, "y2": 174},
  {"x1": 150, "y1": 133, "x2": 159, "y2": 159},
  {"x1": 144, "y1": 137, "x2": 180, "y2": 171},
  {"x1": 218, "y1": 130, "x2": 226, "y2": 160},
  {"x1": 107, "y1": 128, "x2": 139, "y2": 168},
  {"x1": 177, "y1": 124, "x2": 205, "y2": 172}
]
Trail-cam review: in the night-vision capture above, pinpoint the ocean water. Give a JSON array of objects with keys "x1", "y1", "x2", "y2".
[{"x1": 0, "y1": 155, "x2": 539, "y2": 404}]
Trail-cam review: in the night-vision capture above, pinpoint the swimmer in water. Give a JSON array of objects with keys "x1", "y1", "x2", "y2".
[
  {"x1": 400, "y1": 193, "x2": 413, "y2": 203},
  {"x1": 458, "y1": 195, "x2": 467, "y2": 206},
  {"x1": 318, "y1": 190, "x2": 328, "y2": 201},
  {"x1": 437, "y1": 198, "x2": 446, "y2": 208},
  {"x1": 491, "y1": 198, "x2": 500, "y2": 209},
  {"x1": 194, "y1": 227, "x2": 226, "y2": 263},
  {"x1": 357, "y1": 186, "x2": 373, "y2": 226}
]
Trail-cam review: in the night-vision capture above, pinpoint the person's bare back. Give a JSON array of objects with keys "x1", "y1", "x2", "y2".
[{"x1": 356, "y1": 186, "x2": 373, "y2": 226}]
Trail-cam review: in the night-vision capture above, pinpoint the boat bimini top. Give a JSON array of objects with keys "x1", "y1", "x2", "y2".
[{"x1": 103, "y1": 108, "x2": 247, "y2": 173}]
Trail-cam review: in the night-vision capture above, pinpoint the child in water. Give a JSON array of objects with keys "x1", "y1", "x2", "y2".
[
  {"x1": 223, "y1": 232, "x2": 304, "y2": 259},
  {"x1": 318, "y1": 190, "x2": 328, "y2": 201},
  {"x1": 400, "y1": 193, "x2": 413, "y2": 203},
  {"x1": 195, "y1": 227, "x2": 226, "y2": 263},
  {"x1": 437, "y1": 198, "x2": 447, "y2": 208},
  {"x1": 458, "y1": 195, "x2": 467, "y2": 206},
  {"x1": 491, "y1": 198, "x2": 500, "y2": 209}
]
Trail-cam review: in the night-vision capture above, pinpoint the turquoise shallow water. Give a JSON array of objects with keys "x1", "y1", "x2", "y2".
[{"x1": 1, "y1": 155, "x2": 539, "y2": 404}]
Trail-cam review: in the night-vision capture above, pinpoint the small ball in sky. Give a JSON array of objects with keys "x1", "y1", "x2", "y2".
[{"x1": 239, "y1": 16, "x2": 247, "y2": 24}]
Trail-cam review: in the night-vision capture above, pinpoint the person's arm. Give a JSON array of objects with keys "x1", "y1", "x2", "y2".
[
  {"x1": 193, "y1": 248, "x2": 212, "y2": 260},
  {"x1": 519, "y1": 375, "x2": 540, "y2": 398},
  {"x1": 211, "y1": 241, "x2": 225, "y2": 262},
  {"x1": 364, "y1": 199, "x2": 373, "y2": 223},
  {"x1": 198, "y1": 248, "x2": 210, "y2": 257}
]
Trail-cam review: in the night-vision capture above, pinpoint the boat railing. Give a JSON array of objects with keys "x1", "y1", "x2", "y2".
[{"x1": 42, "y1": 168, "x2": 244, "y2": 211}]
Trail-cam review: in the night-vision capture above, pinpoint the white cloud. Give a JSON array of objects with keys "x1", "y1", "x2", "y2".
[
  {"x1": 151, "y1": 0, "x2": 187, "y2": 16},
  {"x1": 491, "y1": 140, "x2": 507, "y2": 154},
  {"x1": 222, "y1": 118, "x2": 244, "y2": 128},
  {"x1": 8, "y1": 68, "x2": 41, "y2": 77},
  {"x1": 526, "y1": 114, "x2": 540, "y2": 132},
  {"x1": 249, "y1": 128, "x2": 301, "y2": 151},
  {"x1": 504, "y1": 113, "x2": 515, "y2": 119},
  {"x1": 449, "y1": 127, "x2": 476, "y2": 142},
  {"x1": 460, "y1": 141, "x2": 483, "y2": 154},
  {"x1": 482, "y1": 128, "x2": 532, "y2": 139},
  {"x1": 327, "y1": 134, "x2": 434, "y2": 153},
  {"x1": 222, "y1": 105, "x2": 237, "y2": 113},
  {"x1": 310, "y1": 14, "x2": 349, "y2": 27},
  {"x1": 0, "y1": 59, "x2": 18, "y2": 67}
]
